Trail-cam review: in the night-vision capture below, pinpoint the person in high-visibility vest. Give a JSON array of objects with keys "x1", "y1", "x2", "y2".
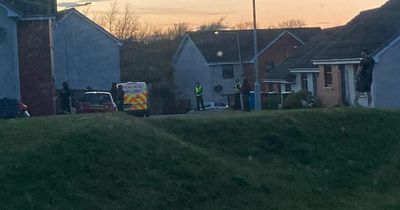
[
  {"x1": 194, "y1": 82, "x2": 205, "y2": 111},
  {"x1": 234, "y1": 79, "x2": 242, "y2": 110}
]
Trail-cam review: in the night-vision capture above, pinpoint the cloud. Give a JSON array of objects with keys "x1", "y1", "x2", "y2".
[
  {"x1": 58, "y1": 0, "x2": 111, "y2": 8},
  {"x1": 134, "y1": 7, "x2": 236, "y2": 16}
]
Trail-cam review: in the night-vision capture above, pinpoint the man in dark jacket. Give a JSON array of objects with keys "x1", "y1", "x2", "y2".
[
  {"x1": 117, "y1": 85, "x2": 125, "y2": 111},
  {"x1": 354, "y1": 49, "x2": 375, "y2": 107},
  {"x1": 60, "y1": 82, "x2": 71, "y2": 113},
  {"x1": 110, "y1": 82, "x2": 118, "y2": 103}
]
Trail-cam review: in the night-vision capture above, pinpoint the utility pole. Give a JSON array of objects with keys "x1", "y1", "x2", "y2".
[{"x1": 252, "y1": 0, "x2": 262, "y2": 112}]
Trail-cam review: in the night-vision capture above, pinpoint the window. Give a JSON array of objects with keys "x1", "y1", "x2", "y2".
[
  {"x1": 222, "y1": 65, "x2": 234, "y2": 79},
  {"x1": 285, "y1": 84, "x2": 292, "y2": 92},
  {"x1": 301, "y1": 73, "x2": 308, "y2": 90},
  {"x1": 324, "y1": 65, "x2": 333, "y2": 87}
]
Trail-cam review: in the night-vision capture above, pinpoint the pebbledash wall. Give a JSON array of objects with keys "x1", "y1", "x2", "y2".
[
  {"x1": 53, "y1": 10, "x2": 121, "y2": 92},
  {"x1": 0, "y1": 6, "x2": 20, "y2": 100},
  {"x1": 174, "y1": 38, "x2": 213, "y2": 108},
  {"x1": 373, "y1": 36, "x2": 400, "y2": 108}
]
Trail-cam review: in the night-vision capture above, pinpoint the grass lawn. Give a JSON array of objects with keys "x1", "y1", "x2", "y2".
[{"x1": 0, "y1": 108, "x2": 400, "y2": 209}]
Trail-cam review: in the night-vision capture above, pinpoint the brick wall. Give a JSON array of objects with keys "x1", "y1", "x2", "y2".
[
  {"x1": 244, "y1": 33, "x2": 304, "y2": 89},
  {"x1": 317, "y1": 65, "x2": 343, "y2": 107},
  {"x1": 17, "y1": 20, "x2": 55, "y2": 116}
]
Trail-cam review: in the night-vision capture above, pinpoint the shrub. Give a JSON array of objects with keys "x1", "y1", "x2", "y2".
[{"x1": 283, "y1": 90, "x2": 321, "y2": 109}]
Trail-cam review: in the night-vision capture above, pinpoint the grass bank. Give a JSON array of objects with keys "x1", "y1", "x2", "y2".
[{"x1": 0, "y1": 109, "x2": 399, "y2": 209}]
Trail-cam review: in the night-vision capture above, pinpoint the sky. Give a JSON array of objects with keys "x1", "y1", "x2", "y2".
[{"x1": 57, "y1": 0, "x2": 388, "y2": 28}]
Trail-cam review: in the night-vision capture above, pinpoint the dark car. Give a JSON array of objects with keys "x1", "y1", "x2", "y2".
[
  {"x1": 77, "y1": 92, "x2": 117, "y2": 114},
  {"x1": 0, "y1": 98, "x2": 30, "y2": 119}
]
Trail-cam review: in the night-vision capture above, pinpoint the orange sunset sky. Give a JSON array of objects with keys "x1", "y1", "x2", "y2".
[{"x1": 58, "y1": 0, "x2": 388, "y2": 28}]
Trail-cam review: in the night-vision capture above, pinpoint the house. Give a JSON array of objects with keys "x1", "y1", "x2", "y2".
[
  {"x1": 312, "y1": 0, "x2": 400, "y2": 108},
  {"x1": 53, "y1": 9, "x2": 122, "y2": 97},
  {"x1": 173, "y1": 28, "x2": 321, "y2": 108},
  {"x1": 264, "y1": 0, "x2": 400, "y2": 109},
  {"x1": 264, "y1": 27, "x2": 341, "y2": 97},
  {"x1": 0, "y1": 0, "x2": 57, "y2": 116},
  {"x1": 0, "y1": 1, "x2": 122, "y2": 116}
]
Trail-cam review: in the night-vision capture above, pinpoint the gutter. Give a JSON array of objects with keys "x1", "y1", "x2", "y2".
[
  {"x1": 262, "y1": 79, "x2": 293, "y2": 84},
  {"x1": 312, "y1": 58, "x2": 362, "y2": 65},
  {"x1": 289, "y1": 68, "x2": 320, "y2": 73},
  {"x1": 208, "y1": 61, "x2": 252, "y2": 66}
]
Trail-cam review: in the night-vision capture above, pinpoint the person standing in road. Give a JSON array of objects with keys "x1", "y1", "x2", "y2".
[
  {"x1": 194, "y1": 82, "x2": 205, "y2": 111},
  {"x1": 354, "y1": 49, "x2": 375, "y2": 107},
  {"x1": 110, "y1": 82, "x2": 118, "y2": 104},
  {"x1": 241, "y1": 79, "x2": 251, "y2": 112},
  {"x1": 234, "y1": 79, "x2": 242, "y2": 110},
  {"x1": 60, "y1": 82, "x2": 71, "y2": 114},
  {"x1": 117, "y1": 85, "x2": 125, "y2": 111}
]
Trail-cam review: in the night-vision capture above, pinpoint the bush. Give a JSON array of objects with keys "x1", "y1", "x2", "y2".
[
  {"x1": 283, "y1": 90, "x2": 321, "y2": 109},
  {"x1": 264, "y1": 93, "x2": 281, "y2": 109}
]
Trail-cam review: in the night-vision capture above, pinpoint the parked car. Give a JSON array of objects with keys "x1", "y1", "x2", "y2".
[
  {"x1": 77, "y1": 92, "x2": 117, "y2": 114},
  {"x1": 186, "y1": 102, "x2": 229, "y2": 114},
  {"x1": 204, "y1": 102, "x2": 229, "y2": 111},
  {"x1": 0, "y1": 98, "x2": 30, "y2": 119}
]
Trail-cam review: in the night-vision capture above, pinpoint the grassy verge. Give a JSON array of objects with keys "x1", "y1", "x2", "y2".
[{"x1": 0, "y1": 109, "x2": 400, "y2": 209}]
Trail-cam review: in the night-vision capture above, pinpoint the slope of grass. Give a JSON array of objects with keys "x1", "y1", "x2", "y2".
[{"x1": 0, "y1": 109, "x2": 400, "y2": 209}]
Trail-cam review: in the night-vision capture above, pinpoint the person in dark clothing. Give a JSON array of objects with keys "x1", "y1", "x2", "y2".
[
  {"x1": 117, "y1": 85, "x2": 125, "y2": 111},
  {"x1": 354, "y1": 49, "x2": 375, "y2": 107},
  {"x1": 241, "y1": 79, "x2": 251, "y2": 112},
  {"x1": 60, "y1": 82, "x2": 71, "y2": 113},
  {"x1": 194, "y1": 82, "x2": 205, "y2": 111},
  {"x1": 110, "y1": 83, "x2": 118, "y2": 103}
]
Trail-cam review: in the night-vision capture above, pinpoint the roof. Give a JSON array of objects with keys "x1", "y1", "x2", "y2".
[
  {"x1": 314, "y1": 0, "x2": 400, "y2": 60},
  {"x1": 266, "y1": 0, "x2": 400, "y2": 81},
  {"x1": 265, "y1": 27, "x2": 342, "y2": 81},
  {"x1": 57, "y1": 8, "x2": 122, "y2": 46},
  {"x1": 176, "y1": 27, "x2": 321, "y2": 64},
  {"x1": 0, "y1": 0, "x2": 56, "y2": 18}
]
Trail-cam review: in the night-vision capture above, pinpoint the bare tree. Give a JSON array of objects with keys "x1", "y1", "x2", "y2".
[
  {"x1": 232, "y1": 22, "x2": 254, "y2": 30},
  {"x1": 277, "y1": 19, "x2": 307, "y2": 28},
  {"x1": 88, "y1": 1, "x2": 140, "y2": 40},
  {"x1": 103, "y1": 0, "x2": 119, "y2": 34},
  {"x1": 165, "y1": 23, "x2": 192, "y2": 39},
  {"x1": 198, "y1": 18, "x2": 227, "y2": 31},
  {"x1": 114, "y1": 3, "x2": 139, "y2": 40},
  {"x1": 134, "y1": 23, "x2": 165, "y2": 42}
]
